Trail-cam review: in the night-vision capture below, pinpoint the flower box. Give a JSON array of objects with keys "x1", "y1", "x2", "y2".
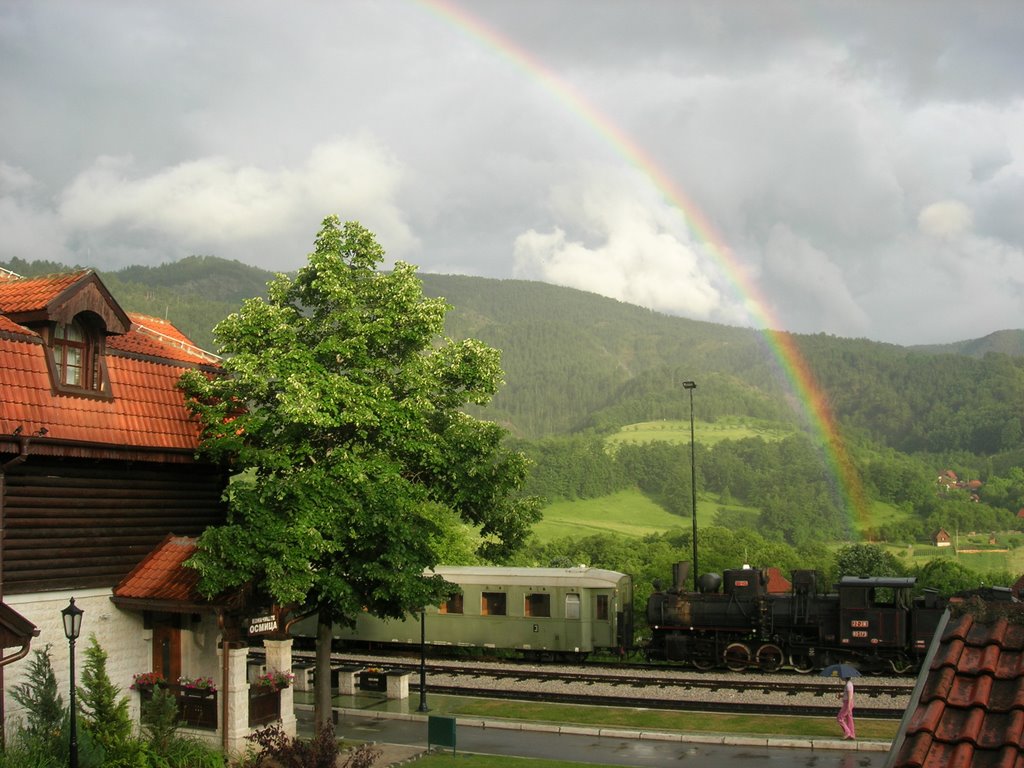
[
  {"x1": 136, "y1": 683, "x2": 217, "y2": 730},
  {"x1": 358, "y1": 670, "x2": 387, "y2": 692},
  {"x1": 252, "y1": 668, "x2": 293, "y2": 692},
  {"x1": 248, "y1": 687, "x2": 281, "y2": 727}
]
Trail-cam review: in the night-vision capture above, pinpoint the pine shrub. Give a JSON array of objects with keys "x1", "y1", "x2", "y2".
[
  {"x1": 77, "y1": 634, "x2": 133, "y2": 755},
  {"x1": 8, "y1": 644, "x2": 67, "y2": 761}
]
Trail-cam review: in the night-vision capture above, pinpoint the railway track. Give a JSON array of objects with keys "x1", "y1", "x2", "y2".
[{"x1": 281, "y1": 650, "x2": 913, "y2": 719}]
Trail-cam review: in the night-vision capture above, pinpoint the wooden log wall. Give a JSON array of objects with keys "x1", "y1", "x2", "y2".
[{"x1": 2, "y1": 459, "x2": 227, "y2": 593}]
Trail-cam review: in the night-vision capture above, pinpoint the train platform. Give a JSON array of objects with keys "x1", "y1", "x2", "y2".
[{"x1": 295, "y1": 692, "x2": 894, "y2": 768}]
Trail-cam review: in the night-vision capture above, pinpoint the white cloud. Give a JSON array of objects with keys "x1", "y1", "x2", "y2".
[
  {"x1": 55, "y1": 137, "x2": 417, "y2": 265},
  {"x1": 512, "y1": 179, "x2": 730, "y2": 320},
  {"x1": 917, "y1": 200, "x2": 974, "y2": 238},
  {"x1": 1, "y1": 1, "x2": 1022, "y2": 342}
]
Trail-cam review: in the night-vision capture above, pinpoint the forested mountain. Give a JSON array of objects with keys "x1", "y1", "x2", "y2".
[
  {"x1": 4, "y1": 256, "x2": 1022, "y2": 456},
  {"x1": 911, "y1": 329, "x2": 1024, "y2": 359},
  {"x1": 5, "y1": 254, "x2": 1024, "y2": 561}
]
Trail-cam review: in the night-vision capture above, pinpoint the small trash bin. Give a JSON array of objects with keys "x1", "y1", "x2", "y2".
[{"x1": 427, "y1": 714, "x2": 456, "y2": 754}]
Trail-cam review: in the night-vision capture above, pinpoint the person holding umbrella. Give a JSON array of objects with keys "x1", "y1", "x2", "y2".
[
  {"x1": 820, "y1": 663, "x2": 860, "y2": 741},
  {"x1": 837, "y1": 673, "x2": 856, "y2": 739}
]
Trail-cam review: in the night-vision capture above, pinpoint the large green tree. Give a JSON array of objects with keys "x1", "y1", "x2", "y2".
[{"x1": 179, "y1": 216, "x2": 540, "y2": 731}]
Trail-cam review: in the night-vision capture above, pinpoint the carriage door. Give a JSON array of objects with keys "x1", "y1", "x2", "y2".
[
  {"x1": 564, "y1": 593, "x2": 586, "y2": 651},
  {"x1": 152, "y1": 619, "x2": 181, "y2": 682}
]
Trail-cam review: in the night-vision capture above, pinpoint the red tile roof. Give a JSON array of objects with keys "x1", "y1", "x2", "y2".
[
  {"x1": 888, "y1": 603, "x2": 1024, "y2": 768},
  {"x1": 765, "y1": 566, "x2": 792, "y2": 594},
  {"x1": 113, "y1": 534, "x2": 202, "y2": 602},
  {"x1": 0, "y1": 271, "x2": 220, "y2": 455},
  {"x1": 0, "y1": 270, "x2": 89, "y2": 313}
]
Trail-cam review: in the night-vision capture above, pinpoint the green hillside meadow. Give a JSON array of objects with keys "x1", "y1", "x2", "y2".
[
  {"x1": 536, "y1": 482, "x2": 1024, "y2": 574},
  {"x1": 604, "y1": 417, "x2": 790, "y2": 450},
  {"x1": 535, "y1": 419, "x2": 769, "y2": 541},
  {"x1": 535, "y1": 420, "x2": 1024, "y2": 575}
]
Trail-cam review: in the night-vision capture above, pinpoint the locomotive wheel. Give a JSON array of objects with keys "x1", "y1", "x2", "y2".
[
  {"x1": 755, "y1": 643, "x2": 784, "y2": 672},
  {"x1": 724, "y1": 642, "x2": 751, "y2": 672},
  {"x1": 692, "y1": 654, "x2": 716, "y2": 671},
  {"x1": 788, "y1": 652, "x2": 814, "y2": 674}
]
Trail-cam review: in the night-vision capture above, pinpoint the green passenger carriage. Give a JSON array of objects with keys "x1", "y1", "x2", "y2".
[{"x1": 320, "y1": 566, "x2": 634, "y2": 661}]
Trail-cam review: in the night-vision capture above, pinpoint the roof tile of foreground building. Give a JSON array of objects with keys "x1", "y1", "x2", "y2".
[
  {"x1": 0, "y1": 271, "x2": 219, "y2": 453},
  {"x1": 888, "y1": 602, "x2": 1024, "y2": 768}
]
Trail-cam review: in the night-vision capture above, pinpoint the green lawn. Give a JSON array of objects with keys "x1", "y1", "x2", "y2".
[
  {"x1": 432, "y1": 697, "x2": 896, "y2": 741},
  {"x1": 605, "y1": 417, "x2": 790, "y2": 451},
  {"x1": 884, "y1": 541, "x2": 1024, "y2": 574},
  {"x1": 412, "y1": 758, "x2": 626, "y2": 768},
  {"x1": 341, "y1": 694, "x2": 898, "y2": 767},
  {"x1": 533, "y1": 489, "x2": 719, "y2": 543}
]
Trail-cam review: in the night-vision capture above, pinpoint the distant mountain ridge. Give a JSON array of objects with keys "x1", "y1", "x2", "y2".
[
  {"x1": 3, "y1": 256, "x2": 1023, "y2": 454},
  {"x1": 911, "y1": 330, "x2": 1024, "y2": 359},
  {"x1": 5, "y1": 255, "x2": 1018, "y2": 357}
]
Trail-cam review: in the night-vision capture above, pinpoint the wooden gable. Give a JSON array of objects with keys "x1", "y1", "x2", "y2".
[{"x1": 0, "y1": 270, "x2": 131, "y2": 334}]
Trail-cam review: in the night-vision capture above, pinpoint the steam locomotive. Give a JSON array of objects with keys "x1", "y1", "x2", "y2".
[{"x1": 646, "y1": 562, "x2": 949, "y2": 674}]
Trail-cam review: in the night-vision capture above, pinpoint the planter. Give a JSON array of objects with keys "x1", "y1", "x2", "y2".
[
  {"x1": 137, "y1": 684, "x2": 217, "y2": 731},
  {"x1": 358, "y1": 671, "x2": 387, "y2": 692},
  {"x1": 248, "y1": 687, "x2": 282, "y2": 727}
]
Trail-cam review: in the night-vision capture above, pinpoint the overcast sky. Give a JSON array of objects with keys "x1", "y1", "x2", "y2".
[{"x1": 2, "y1": 1, "x2": 1022, "y2": 345}]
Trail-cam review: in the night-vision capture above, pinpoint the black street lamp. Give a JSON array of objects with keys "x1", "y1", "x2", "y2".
[
  {"x1": 61, "y1": 597, "x2": 84, "y2": 768},
  {"x1": 682, "y1": 381, "x2": 698, "y2": 591},
  {"x1": 417, "y1": 609, "x2": 429, "y2": 712}
]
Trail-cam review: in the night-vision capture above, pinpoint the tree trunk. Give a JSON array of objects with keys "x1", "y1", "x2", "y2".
[{"x1": 314, "y1": 608, "x2": 334, "y2": 735}]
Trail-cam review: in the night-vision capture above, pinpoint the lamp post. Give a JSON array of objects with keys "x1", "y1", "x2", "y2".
[
  {"x1": 417, "y1": 609, "x2": 429, "y2": 712},
  {"x1": 61, "y1": 597, "x2": 84, "y2": 768},
  {"x1": 682, "y1": 381, "x2": 698, "y2": 591}
]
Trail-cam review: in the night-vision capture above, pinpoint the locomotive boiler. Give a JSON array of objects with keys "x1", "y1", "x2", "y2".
[{"x1": 646, "y1": 562, "x2": 947, "y2": 674}]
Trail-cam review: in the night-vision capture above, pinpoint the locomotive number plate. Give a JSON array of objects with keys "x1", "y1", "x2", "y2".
[
  {"x1": 852, "y1": 630, "x2": 868, "y2": 638},
  {"x1": 850, "y1": 620, "x2": 869, "y2": 628}
]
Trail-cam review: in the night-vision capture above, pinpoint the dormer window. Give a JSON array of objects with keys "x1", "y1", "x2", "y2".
[
  {"x1": 54, "y1": 320, "x2": 91, "y2": 387},
  {"x1": 47, "y1": 315, "x2": 112, "y2": 398}
]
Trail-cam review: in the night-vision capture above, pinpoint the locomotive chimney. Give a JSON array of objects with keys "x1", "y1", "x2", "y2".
[{"x1": 672, "y1": 562, "x2": 691, "y2": 592}]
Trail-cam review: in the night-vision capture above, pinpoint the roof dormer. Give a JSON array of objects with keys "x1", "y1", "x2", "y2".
[{"x1": 0, "y1": 270, "x2": 131, "y2": 399}]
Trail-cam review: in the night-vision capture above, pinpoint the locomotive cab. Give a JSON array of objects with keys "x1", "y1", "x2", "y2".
[{"x1": 837, "y1": 576, "x2": 916, "y2": 660}]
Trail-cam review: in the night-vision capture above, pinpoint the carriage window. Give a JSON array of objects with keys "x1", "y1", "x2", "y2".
[
  {"x1": 565, "y1": 593, "x2": 581, "y2": 620},
  {"x1": 525, "y1": 593, "x2": 550, "y2": 618},
  {"x1": 596, "y1": 594, "x2": 609, "y2": 621},
  {"x1": 481, "y1": 592, "x2": 506, "y2": 616},
  {"x1": 439, "y1": 593, "x2": 463, "y2": 614}
]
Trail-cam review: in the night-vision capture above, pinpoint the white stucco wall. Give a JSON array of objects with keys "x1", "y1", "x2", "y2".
[
  {"x1": 3, "y1": 589, "x2": 149, "y2": 727},
  {"x1": 3, "y1": 591, "x2": 294, "y2": 752}
]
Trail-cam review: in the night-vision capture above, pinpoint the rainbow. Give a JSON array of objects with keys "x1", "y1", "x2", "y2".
[{"x1": 416, "y1": 0, "x2": 868, "y2": 529}]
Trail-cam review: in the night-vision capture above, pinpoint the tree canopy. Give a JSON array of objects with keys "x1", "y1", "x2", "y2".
[{"x1": 178, "y1": 217, "x2": 541, "y2": 726}]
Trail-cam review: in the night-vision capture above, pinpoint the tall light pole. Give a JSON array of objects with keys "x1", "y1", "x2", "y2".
[
  {"x1": 682, "y1": 381, "x2": 698, "y2": 591},
  {"x1": 417, "y1": 609, "x2": 429, "y2": 712},
  {"x1": 61, "y1": 597, "x2": 84, "y2": 768}
]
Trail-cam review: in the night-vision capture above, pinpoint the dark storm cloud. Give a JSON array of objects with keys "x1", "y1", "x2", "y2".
[{"x1": 1, "y1": 0, "x2": 1021, "y2": 344}]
